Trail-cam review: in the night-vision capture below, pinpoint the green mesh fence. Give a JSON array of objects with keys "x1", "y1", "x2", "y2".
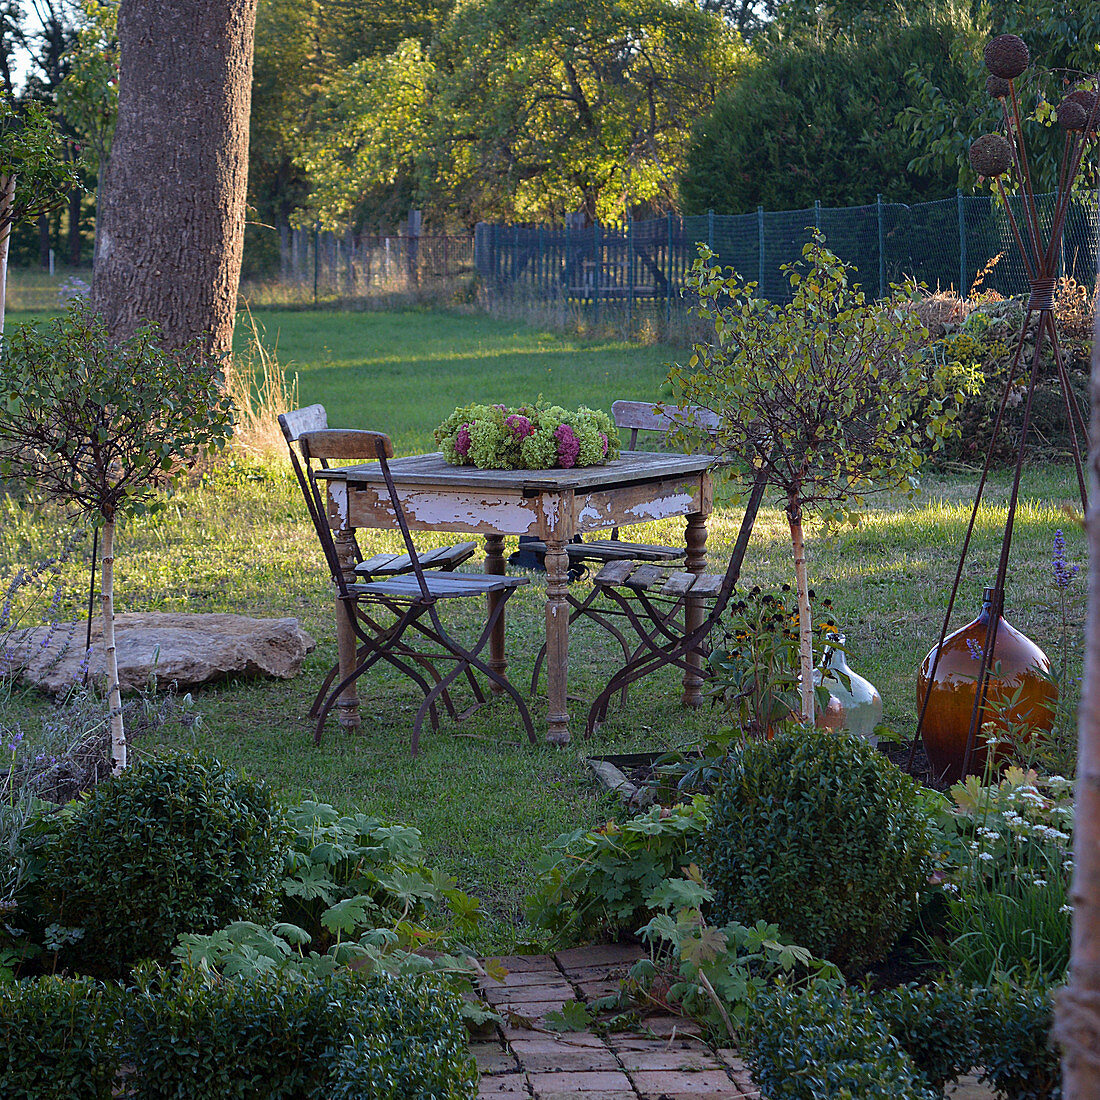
[{"x1": 474, "y1": 192, "x2": 1099, "y2": 311}]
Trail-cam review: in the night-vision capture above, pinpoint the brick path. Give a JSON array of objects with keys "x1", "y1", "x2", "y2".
[
  {"x1": 472, "y1": 944, "x2": 994, "y2": 1099},
  {"x1": 473, "y1": 944, "x2": 759, "y2": 1099}
]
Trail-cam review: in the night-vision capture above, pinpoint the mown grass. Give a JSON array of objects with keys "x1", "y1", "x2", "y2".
[{"x1": 0, "y1": 306, "x2": 1087, "y2": 952}]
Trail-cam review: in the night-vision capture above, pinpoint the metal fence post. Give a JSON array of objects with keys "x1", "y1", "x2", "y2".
[
  {"x1": 757, "y1": 206, "x2": 765, "y2": 291},
  {"x1": 666, "y1": 212, "x2": 673, "y2": 326},
  {"x1": 814, "y1": 199, "x2": 821, "y2": 234},
  {"x1": 313, "y1": 223, "x2": 319, "y2": 305},
  {"x1": 594, "y1": 220, "x2": 601, "y2": 324},
  {"x1": 626, "y1": 218, "x2": 634, "y2": 329},
  {"x1": 957, "y1": 189, "x2": 967, "y2": 297},
  {"x1": 708, "y1": 209, "x2": 715, "y2": 253},
  {"x1": 877, "y1": 194, "x2": 885, "y2": 299}
]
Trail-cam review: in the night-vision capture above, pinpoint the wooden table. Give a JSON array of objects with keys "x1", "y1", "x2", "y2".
[{"x1": 317, "y1": 451, "x2": 714, "y2": 744}]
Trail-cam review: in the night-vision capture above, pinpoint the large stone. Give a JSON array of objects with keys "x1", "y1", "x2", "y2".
[{"x1": 9, "y1": 613, "x2": 316, "y2": 695}]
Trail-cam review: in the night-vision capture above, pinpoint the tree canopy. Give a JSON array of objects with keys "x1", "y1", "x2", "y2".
[{"x1": 679, "y1": 8, "x2": 977, "y2": 215}]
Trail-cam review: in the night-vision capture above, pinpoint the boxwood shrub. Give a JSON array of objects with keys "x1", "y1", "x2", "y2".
[
  {"x1": 36, "y1": 752, "x2": 287, "y2": 975},
  {"x1": 975, "y1": 982, "x2": 1061, "y2": 1100},
  {"x1": 121, "y1": 967, "x2": 477, "y2": 1100},
  {"x1": 0, "y1": 976, "x2": 121, "y2": 1099},
  {"x1": 700, "y1": 727, "x2": 933, "y2": 972},
  {"x1": 749, "y1": 984, "x2": 937, "y2": 1100}
]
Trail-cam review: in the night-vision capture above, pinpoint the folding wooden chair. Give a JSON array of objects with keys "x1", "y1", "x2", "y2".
[
  {"x1": 530, "y1": 401, "x2": 722, "y2": 695},
  {"x1": 280, "y1": 405, "x2": 477, "y2": 580},
  {"x1": 285, "y1": 422, "x2": 536, "y2": 753},
  {"x1": 584, "y1": 459, "x2": 772, "y2": 734}
]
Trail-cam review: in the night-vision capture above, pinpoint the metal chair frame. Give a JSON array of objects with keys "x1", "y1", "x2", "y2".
[
  {"x1": 530, "y1": 401, "x2": 722, "y2": 697},
  {"x1": 584, "y1": 459, "x2": 772, "y2": 734},
  {"x1": 286, "y1": 423, "x2": 536, "y2": 753}
]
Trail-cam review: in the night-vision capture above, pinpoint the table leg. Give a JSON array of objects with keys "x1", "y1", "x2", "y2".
[
  {"x1": 682, "y1": 511, "x2": 708, "y2": 707},
  {"x1": 484, "y1": 533, "x2": 507, "y2": 695},
  {"x1": 333, "y1": 527, "x2": 362, "y2": 730},
  {"x1": 544, "y1": 536, "x2": 571, "y2": 744}
]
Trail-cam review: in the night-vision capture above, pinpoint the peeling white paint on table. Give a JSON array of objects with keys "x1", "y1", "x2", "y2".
[{"x1": 316, "y1": 451, "x2": 715, "y2": 744}]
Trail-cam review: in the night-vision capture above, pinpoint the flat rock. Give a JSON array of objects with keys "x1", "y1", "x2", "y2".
[{"x1": 9, "y1": 613, "x2": 316, "y2": 694}]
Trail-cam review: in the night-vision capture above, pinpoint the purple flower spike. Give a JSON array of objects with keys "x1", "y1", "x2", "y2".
[
  {"x1": 966, "y1": 638, "x2": 984, "y2": 661},
  {"x1": 554, "y1": 424, "x2": 580, "y2": 468},
  {"x1": 1052, "y1": 529, "x2": 1080, "y2": 590},
  {"x1": 454, "y1": 424, "x2": 472, "y2": 458}
]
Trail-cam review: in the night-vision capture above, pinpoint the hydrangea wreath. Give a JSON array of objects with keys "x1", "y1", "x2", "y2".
[{"x1": 434, "y1": 403, "x2": 621, "y2": 470}]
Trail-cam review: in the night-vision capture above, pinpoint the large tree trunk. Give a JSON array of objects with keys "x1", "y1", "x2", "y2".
[
  {"x1": 0, "y1": 173, "x2": 13, "y2": 338},
  {"x1": 88, "y1": 0, "x2": 259, "y2": 357},
  {"x1": 1056, "y1": 267, "x2": 1100, "y2": 1096}
]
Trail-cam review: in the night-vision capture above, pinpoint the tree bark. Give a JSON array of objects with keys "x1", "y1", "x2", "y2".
[
  {"x1": 0, "y1": 173, "x2": 14, "y2": 338},
  {"x1": 89, "y1": 0, "x2": 259, "y2": 357},
  {"x1": 100, "y1": 519, "x2": 127, "y2": 774},
  {"x1": 1056, "y1": 262, "x2": 1100, "y2": 1096},
  {"x1": 787, "y1": 495, "x2": 815, "y2": 726}
]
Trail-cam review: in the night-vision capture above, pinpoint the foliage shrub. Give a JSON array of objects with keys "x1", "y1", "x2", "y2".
[
  {"x1": 0, "y1": 976, "x2": 121, "y2": 1099},
  {"x1": 748, "y1": 984, "x2": 937, "y2": 1100},
  {"x1": 36, "y1": 753, "x2": 287, "y2": 974},
  {"x1": 873, "y1": 983, "x2": 977, "y2": 1095},
  {"x1": 975, "y1": 982, "x2": 1061, "y2": 1100},
  {"x1": 701, "y1": 728, "x2": 933, "y2": 972},
  {"x1": 679, "y1": 14, "x2": 971, "y2": 213},
  {"x1": 525, "y1": 797, "x2": 710, "y2": 944},
  {"x1": 121, "y1": 967, "x2": 477, "y2": 1100}
]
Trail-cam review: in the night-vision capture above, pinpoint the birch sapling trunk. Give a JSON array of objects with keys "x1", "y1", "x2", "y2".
[
  {"x1": 99, "y1": 517, "x2": 127, "y2": 773},
  {"x1": 1056, "y1": 277, "x2": 1100, "y2": 1097},
  {"x1": 787, "y1": 493, "x2": 815, "y2": 726},
  {"x1": 0, "y1": 173, "x2": 14, "y2": 339}
]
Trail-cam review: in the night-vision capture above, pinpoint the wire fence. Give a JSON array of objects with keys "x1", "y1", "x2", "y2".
[{"x1": 474, "y1": 191, "x2": 1100, "y2": 318}]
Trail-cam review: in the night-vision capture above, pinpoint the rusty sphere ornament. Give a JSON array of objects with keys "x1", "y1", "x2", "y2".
[
  {"x1": 1058, "y1": 99, "x2": 1089, "y2": 132},
  {"x1": 985, "y1": 75, "x2": 1010, "y2": 99},
  {"x1": 1065, "y1": 89, "x2": 1098, "y2": 123},
  {"x1": 984, "y1": 35, "x2": 1029, "y2": 80},
  {"x1": 968, "y1": 133, "x2": 1013, "y2": 178}
]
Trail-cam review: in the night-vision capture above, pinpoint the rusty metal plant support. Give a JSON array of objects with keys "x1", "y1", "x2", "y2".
[{"x1": 910, "y1": 39, "x2": 1098, "y2": 782}]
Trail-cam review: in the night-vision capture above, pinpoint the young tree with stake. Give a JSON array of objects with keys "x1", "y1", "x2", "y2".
[
  {"x1": 668, "y1": 235, "x2": 969, "y2": 725},
  {"x1": 0, "y1": 307, "x2": 234, "y2": 771}
]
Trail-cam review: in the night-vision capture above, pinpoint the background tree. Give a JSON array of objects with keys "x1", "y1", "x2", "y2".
[
  {"x1": 667, "y1": 236, "x2": 968, "y2": 724},
  {"x1": 679, "y1": 8, "x2": 975, "y2": 214},
  {"x1": 0, "y1": 308, "x2": 234, "y2": 772},
  {"x1": 88, "y1": 0, "x2": 258, "y2": 356},
  {"x1": 57, "y1": 0, "x2": 117, "y2": 260},
  {"x1": 0, "y1": 92, "x2": 80, "y2": 334},
  {"x1": 423, "y1": 0, "x2": 746, "y2": 224}
]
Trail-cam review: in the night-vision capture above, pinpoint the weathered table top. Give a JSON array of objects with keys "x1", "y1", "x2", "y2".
[{"x1": 315, "y1": 450, "x2": 716, "y2": 493}]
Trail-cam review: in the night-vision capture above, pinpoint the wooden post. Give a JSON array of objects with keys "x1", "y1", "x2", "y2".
[
  {"x1": 484, "y1": 534, "x2": 507, "y2": 696},
  {"x1": 407, "y1": 209, "x2": 421, "y2": 288},
  {"x1": 1056, "y1": 289, "x2": 1100, "y2": 1097}
]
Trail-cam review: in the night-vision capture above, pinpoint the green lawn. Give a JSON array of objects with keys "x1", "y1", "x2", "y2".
[{"x1": 0, "y1": 306, "x2": 1087, "y2": 952}]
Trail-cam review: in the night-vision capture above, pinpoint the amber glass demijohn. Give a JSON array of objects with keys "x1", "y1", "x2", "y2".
[{"x1": 917, "y1": 587, "x2": 1056, "y2": 784}]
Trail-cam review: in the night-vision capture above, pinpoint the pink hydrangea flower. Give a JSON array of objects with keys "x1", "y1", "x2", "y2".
[
  {"x1": 599, "y1": 432, "x2": 608, "y2": 457},
  {"x1": 554, "y1": 423, "x2": 580, "y2": 468},
  {"x1": 506, "y1": 414, "x2": 534, "y2": 439},
  {"x1": 455, "y1": 424, "x2": 472, "y2": 457}
]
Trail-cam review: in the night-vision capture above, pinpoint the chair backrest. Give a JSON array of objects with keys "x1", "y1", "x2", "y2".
[
  {"x1": 278, "y1": 404, "x2": 399, "y2": 598},
  {"x1": 611, "y1": 400, "x2": 722, "y2": 451}
]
